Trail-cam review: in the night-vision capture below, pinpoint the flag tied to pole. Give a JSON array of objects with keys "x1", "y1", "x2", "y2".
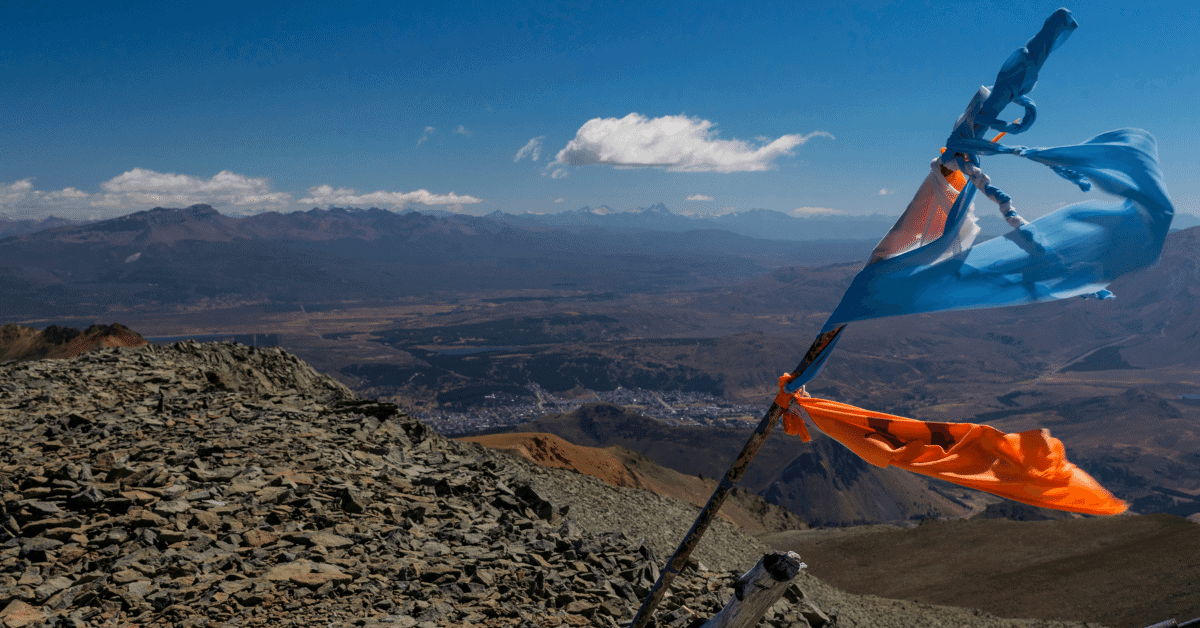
[
  {"x1": 784, "y1": 126, "x2": 1174, "y2": 395},
  {"x1": 782, "y1": 9, "x2": 1174, "y2": 396},
  {"x1": 774, "y1": 376, "x2": 1126, "y2": 515}
]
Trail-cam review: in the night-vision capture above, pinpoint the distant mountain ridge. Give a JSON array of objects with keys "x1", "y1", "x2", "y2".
[
  {"x1": 30, "y1": 204, "x2": 503, "y2": 244},
  {"x1": 492, "y1": 202, "x2": 908, "y2": 241},
  {"x1": 5, "y1": 202, "x2": 1198, "y2": 241},
  {"x1": 0, "y1": 215, "x2": 93, "y2": 238},
  {"x1": 0, "y1": 204, "x2": 877, "y2": 319},
  {"x1": 0, "y1": 201, "x2": 946, "y2": 244},
  {"x1": 2, "y1": 203, "x2": 899, "y2": 248}
]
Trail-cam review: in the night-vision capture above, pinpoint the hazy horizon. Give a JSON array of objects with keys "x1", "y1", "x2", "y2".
[{"x1": 0, "y1": 200, "x2": 915, "y2": 221}]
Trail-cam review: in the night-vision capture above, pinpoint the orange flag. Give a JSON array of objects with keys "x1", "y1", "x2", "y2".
[{"x1": 774, "y1": 377, "x2": 1126, "y2": 515}]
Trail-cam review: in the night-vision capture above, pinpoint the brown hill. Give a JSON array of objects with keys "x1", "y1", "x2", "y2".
[
  {"x1": 0, "y1": 322, "x2": 147, "y2": 362},
  {"x1": 458, "y1": 432, "x2": 640, "y2": 486},
  {"x1": 486, "y1": 403, "x2": 969, "y2": 526},
  {"x1": 457, "y1": 431, "x2": 808, "y2": 534}
]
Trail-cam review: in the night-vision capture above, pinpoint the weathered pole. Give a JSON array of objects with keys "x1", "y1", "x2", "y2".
[
  {"x1": 627, "y1": 328, "x2": 843, "y2": 628},
  {"x1": 700, "y1": 552, "x2": 806, "y2": 628}
]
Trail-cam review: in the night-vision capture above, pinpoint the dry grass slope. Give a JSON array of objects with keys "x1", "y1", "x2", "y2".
[{"x1": 761, "y1": 514, "x2": 1200, "y2": 628}]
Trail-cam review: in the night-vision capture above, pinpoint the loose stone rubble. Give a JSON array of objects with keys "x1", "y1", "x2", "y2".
[{"x1": 0, "y1": 342, "x2": 1100, "y2": 628}]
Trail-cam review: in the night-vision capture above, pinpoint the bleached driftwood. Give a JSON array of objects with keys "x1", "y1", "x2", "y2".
[{"x1": 700, "y1": 552, "x2": 805, "y2": 628}]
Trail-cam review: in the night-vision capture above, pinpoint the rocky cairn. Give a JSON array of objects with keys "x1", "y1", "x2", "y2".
[{"x1": 0, "y1": 342, "x2": 1094, "y2": 628}]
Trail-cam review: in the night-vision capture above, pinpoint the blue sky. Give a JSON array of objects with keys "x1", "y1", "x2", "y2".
[{"x1": 2, "y1": 1, "x2": 1196, "y2": 221}]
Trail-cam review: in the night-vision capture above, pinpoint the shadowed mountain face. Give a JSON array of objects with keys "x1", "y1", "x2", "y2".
[
  {"x1": 759, "y1": 433, "x2": 968, "y2": 526},
  {"x1": 484, "y1": 403, "x2": 968, "y2": 526}
]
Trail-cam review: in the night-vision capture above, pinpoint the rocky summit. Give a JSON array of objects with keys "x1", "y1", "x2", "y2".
[{"x1": 0, "y1": 342, "x2": 1095, "y2": 628}]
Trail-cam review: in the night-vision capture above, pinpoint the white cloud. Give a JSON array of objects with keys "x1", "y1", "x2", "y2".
[
  {"x1": 455, "y1": 125, "x2": 471, "y2": 137},
  {"x1": 44, "y1": 188, "x2": 90, "y2": 202},
  {"x1": 4, "y1": 170, "x2": 487, "y2": 220},
  {"x1": 2, "y1": 170, "x2": 292, "y2": 219},
  {"x1": 1, "y1": 178, "x2": 90, "y2": 206},
  {"x1": 417, "y1": 126, "x2": 436, "y2": 146},
  {"x1": 549, "y1": 168, "x2": 568, "y2": 179},
  {"x1": 792, "y1": 206, "x2": 848, "y2": 216},
  {"x1": 514, "y1": 136, "x2": 544, "y2": 162},
  {"x1": 554, "y1": 198, "x2": 564, "y2": 203},
  {"x1": 0, "y1": 178, "x2": 35, "y2": 206},
  {"x1": 0, "y1": 178, "x2": 93, "y2": 219},
  {"x1": 299, "y1": 184, "x2": 482, "y2": 208},
  {"x1": 95, "y1": 168, "x2": 292, "y2": 212},
  {"x1": 878, "y1": 188, "x2": 893, "y2": 195},
  {"x1": 553, "y1": 113, "x2": 833, "y2": 173},
  {"x1": 686, "y1": 194, "x2": 713, "y2": 201}
]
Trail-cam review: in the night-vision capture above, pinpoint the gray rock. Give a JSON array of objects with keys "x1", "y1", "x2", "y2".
[
  {"x1": 34, "y1": 576, "x2": 73, "y2": 601},
  {"x1": 152, "y1": 500, "x2": 191, "y2": 515}
]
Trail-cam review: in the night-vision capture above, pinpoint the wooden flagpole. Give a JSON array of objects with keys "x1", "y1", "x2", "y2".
[{"x1": 628, "y1": 327, "x2": 844, "y2": 628}]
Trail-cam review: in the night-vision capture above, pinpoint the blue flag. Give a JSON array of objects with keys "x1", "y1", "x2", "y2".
[
  {"x1": 783, "y1": 9, "x2": 1174, "y2": 394},
  {"x1": 825, "y1": 128, "x2": 1173, "y2": 326}
]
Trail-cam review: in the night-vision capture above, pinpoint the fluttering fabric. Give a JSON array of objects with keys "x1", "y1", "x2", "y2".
[
  {"x1": 826, "y1": 128, "x2": 1174, "y2": 327},
  {"x1": 765, "y1": 9, "x2": 1168, "y2": 515},
  {"x1": 780, "y1": 8, "x2": 1174, "y2": 395},
  {"x1": 783, "y1": 128, "x2": 1173, "y2": 395},
  {"x1": 774, "y1": 378, "x2": 1127, "y2": 515},
  {"x1": 865, "y1": 164, "x2": 968, "y2": 266}
]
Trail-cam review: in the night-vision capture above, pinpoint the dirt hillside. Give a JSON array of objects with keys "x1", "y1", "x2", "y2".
[{"x1": 459, "y1": 431, "x2": 807, "y2": 534}]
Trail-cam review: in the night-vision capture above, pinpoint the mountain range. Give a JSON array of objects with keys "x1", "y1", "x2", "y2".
[
  {"x1": 4, "y1": 202, "x2": 1198, "y2": 321},
  {"x1": 499, "y1": 203, "x2": 1200, "y2": 237},
  {"x1": 491, "y1": 203, "x2": 918, "y2": 241},
  {"x1": 0, "y1": 205, "x2": 882, "y2": 320},
  {"x1": 8, "y1": 202, "x2": 1198, "y2": 242},
  {"x1": 0, "y1": 215, "x2": 86, "y2": 239}
]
